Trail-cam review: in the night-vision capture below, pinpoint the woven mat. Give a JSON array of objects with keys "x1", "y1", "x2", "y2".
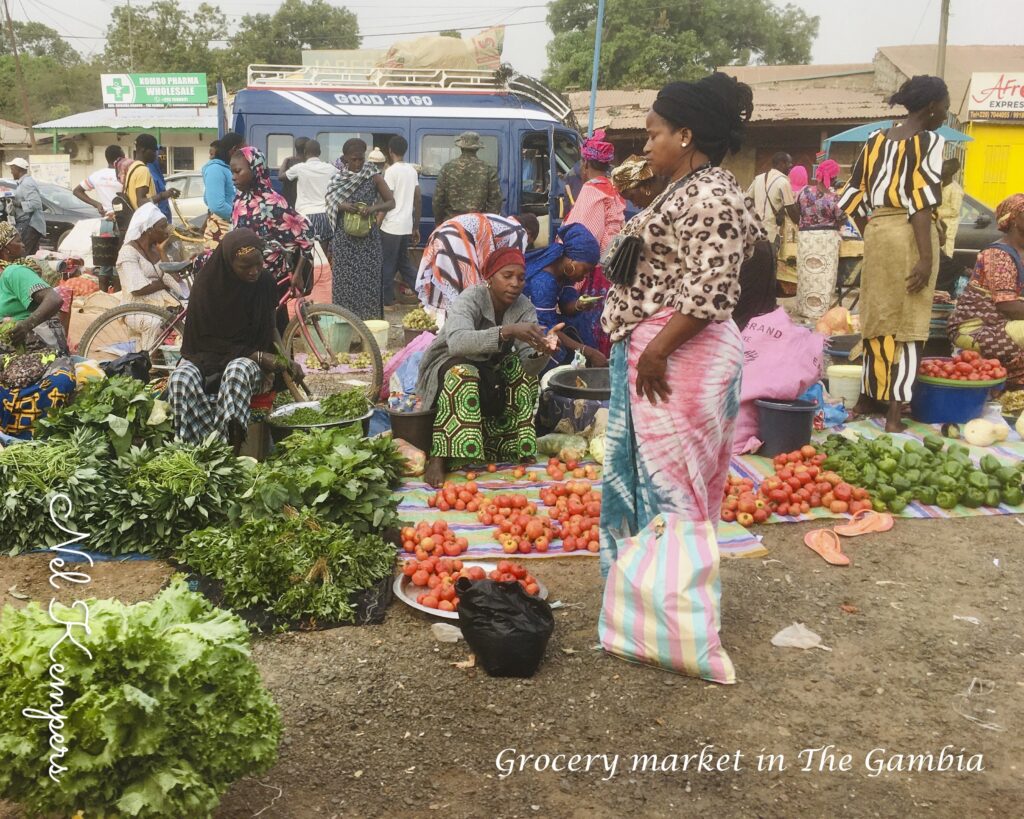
[{"x1": 716, "y1": 418, "x2": 1024, "y2": 554}]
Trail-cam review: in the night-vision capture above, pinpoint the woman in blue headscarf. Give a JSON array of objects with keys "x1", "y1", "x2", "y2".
[{"x1": 524, "y1": 223, "x2": 608, "y2": 370}]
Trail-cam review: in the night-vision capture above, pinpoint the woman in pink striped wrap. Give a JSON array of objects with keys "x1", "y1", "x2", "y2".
[{"x1": 599, "y1": 72, "x2": 764, "y2": 576}]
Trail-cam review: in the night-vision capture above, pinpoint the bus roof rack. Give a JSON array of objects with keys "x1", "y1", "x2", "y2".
[{"x1": 246, "y1": 64, "x2": 577, "y2": 129}]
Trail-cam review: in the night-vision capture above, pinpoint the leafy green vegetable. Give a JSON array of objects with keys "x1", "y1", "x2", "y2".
[
  {"x1": 0, "y1": 578, "x2": 280, "y2": 817},
  {"x1": 0, "y1": 429, "x2": 108, "y2": 555},
  {"x1": 275, "y1": 388, "x2": 370, "y2": 427},
  {"x1": 246, "y1": 427, "x2": 404, "y2": 535},
  {"x1": 0, "y1": 433, "x2": 256, "y2": 557},
  {"x1": 177, "y1": 509, "x2": 395, "y2": 630},
  {"x1": 98, "y1": 437, "x2": 256, "y2": 556},
  {"x1": 37, "y1": 376, "x2": 174, "y2": 457}
]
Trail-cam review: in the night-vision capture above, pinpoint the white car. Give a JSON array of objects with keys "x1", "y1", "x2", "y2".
[{"x1": 164, "y1": 172, "x2": 207, "y2": 224}]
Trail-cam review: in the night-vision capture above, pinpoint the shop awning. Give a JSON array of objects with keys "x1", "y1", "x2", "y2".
[{"x1": 823, "y1": 120, "x2": 973, "y2": 151}]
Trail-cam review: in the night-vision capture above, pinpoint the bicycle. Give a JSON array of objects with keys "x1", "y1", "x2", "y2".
[{"x1": 77, "y1": 252, "x2": 385, "y2": 401}]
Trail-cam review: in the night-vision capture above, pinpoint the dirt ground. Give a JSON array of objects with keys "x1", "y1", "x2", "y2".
[{"x1": 2, "y1": 512, "x2": 1022, "y2": 819}]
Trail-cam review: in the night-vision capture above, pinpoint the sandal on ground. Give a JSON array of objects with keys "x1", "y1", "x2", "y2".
[
  {"x1": 803, "y1": 529, "x2": 851, "y2": 566},
  {"x1": 833, "y1": 509, "x2": 894, "y2": 537}
]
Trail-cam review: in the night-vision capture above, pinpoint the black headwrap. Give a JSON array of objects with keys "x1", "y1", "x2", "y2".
[
  {"x1": 652, "y1": 72, "x2": 753, "y2": 165},
  {"x1": 181, "y1": 228, "x2": 277, "y2": 378}
]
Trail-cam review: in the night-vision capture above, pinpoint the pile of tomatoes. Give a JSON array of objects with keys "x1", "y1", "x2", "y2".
[
  {"x1": 541, "y1": 480, "x2": 601, "y2": 552},
  {"x1": 544, "y1": 457, "x2": 599, "y2": 482},
  {"x1": 920, "y1": 351, "x2": 1007, "y2": 382},
  {"x1": 721, "y1": 446, "x2": 873, "y2": 527},
  {"x1": 427, "y1": 481, "x2": 482, "y2": 513},
  {"x1": 476, "y1": 492, "x2": 558, "y2": 554},
  {"x1": 399, "y1": 520, "x2": 470, "y2": 559},
  {"x1": 402, "y1": 556, "x2": 542, "y2": 611}
]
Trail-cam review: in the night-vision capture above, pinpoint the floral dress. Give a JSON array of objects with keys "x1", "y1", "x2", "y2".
[
  {"x1": 231, "y1": 147, "x2": 313, "y2": 285},
  {"x1": 330, "y1": 174, "x2": 384, "y2": 320}
]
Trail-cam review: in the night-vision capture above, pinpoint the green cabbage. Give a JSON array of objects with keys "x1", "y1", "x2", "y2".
[{"x1": 0, "y1": 579, "x2": 280, "y2": 817}]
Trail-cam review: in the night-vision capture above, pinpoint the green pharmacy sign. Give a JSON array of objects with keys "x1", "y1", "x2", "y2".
[{"x1": 101, "y1": 73, "x2": 208, "y2": 107}]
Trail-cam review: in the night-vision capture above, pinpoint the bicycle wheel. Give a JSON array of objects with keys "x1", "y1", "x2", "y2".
[
  {"x1": 77, "y1": 303, "x2": 182, "y2": 376},
  {"x1": 282, "y1": 303, "x2": 384, "y2": 400}
]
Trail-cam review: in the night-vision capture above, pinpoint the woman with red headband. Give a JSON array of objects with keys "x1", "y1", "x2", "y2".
[{"x1": 416, "y1": 246, "x2": 560, "y2": 487}]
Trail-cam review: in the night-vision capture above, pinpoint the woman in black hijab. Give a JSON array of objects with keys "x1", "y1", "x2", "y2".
[{"x1": 169, "y1": 228, "x2": 295, "y2": 446}]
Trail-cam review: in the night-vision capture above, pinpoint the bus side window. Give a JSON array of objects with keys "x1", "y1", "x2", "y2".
[
  {"x1": 419, "y1": 134, "x2": 499, "y2": 176},
  {"x1": 267, "y1": 134, "x2": 294, "y2": 168},
  {"x1": 520, "y1": 131, "x2": 550, "y2": 214}
]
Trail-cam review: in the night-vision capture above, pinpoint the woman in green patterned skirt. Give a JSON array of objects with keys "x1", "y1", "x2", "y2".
[{"x1": 416, "y1": 247, "x2": 560, "y2": 487}]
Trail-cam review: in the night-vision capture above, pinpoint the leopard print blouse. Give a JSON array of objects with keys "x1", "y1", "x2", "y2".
[{"x1": 600, "y1": 166, "x2": 765, "y2": 342}]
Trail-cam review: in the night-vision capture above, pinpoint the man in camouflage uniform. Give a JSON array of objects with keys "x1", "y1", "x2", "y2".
[{"x1": 432, "y1": 131, "x2": 503, "y2": 224}]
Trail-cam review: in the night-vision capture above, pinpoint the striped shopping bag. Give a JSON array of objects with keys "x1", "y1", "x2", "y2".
[{"x1": 599, "y1": 513, "x2": 736, "y2": 684}]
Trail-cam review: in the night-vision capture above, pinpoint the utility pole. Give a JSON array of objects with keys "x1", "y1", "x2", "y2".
[
  {"x1": 2, "y1": 0, "x2": 36, "y2": 146},
  {"x1": 586, "y1": 0, "x2": 606, "y2": 136},
  {"x1": 936, "y1": 0, "x2": 950, "y2": 79}
]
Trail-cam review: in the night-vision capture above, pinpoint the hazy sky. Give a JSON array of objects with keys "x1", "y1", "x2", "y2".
[{"x1": 18, "y1": 0, "x2": 1024, "y2": 80}]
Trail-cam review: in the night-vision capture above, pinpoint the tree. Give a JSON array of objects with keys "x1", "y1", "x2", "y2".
[
  {"x1": 102, "y1": 1, "x2": 228, "y2": 88},
  {"x1": 0, "y1": 56, "x2": 99, "y2": 123},
  {"x1": 543, "y1": 0, "x2": 818, "y2": 90},
  {"x1": 223, "y1": 0, "x2": 360, "y2": 88},
  {"x1": 0, "y1": 21, "x2": 81, "y2": 66}
]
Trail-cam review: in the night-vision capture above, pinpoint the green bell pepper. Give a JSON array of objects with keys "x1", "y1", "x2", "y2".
[
  {"x1": 872, "y1": 498, "x2": 889, "y2": 513},
  {"x1": 903, "y1": 440, "x2": 924, "y2": 454},
  {"x1": 962, "y1": 487, "x2": 985, "y2": 508},
  {"x1": 967, "y1": 471, "x2": 990, "y2": 491},
  {"x1": 995, "y1": 467, "x2": 1018, "y2": 485},
  {"x1": 877, "y1": 484, "x2": 898, "y2": 501},
  {"x1": 861, "y1": 464, "x2": 879, "y2": 487},
  {"x1": 936, "y1": 491, "x2": 959, "y2": 510},
  {"x1": 923, "y1": 434, "x2": 945, "y2": 453},
  {"x1": 878, "y1": 457, "x2": 899, "y2": 475},
  {"x1": 985, "y1": 489, "x2": 1002, "y2": 508},
  {"x1": 902, "y1": 452, "x2": 923, "y2": 470},
  {"x1": 892, "y1": 474, "x2": 912, "y2": 493},
  {"x1": 980, "y1": 454, "x2": 1001, "y2": 475},
  {"x1": 935, "y1": 474, "x2": 958, "y2": 491},
  {"x1": 1002, "y1": 486, "x2": 1024, "y2": 507},
  {"x1": 915, "y1": 486, "x2": 937, "y2": 505},
  {"x1": 887, "y1": 497, "x2": 908, "y2": 514},
  {"x1": 943, "y1": 461, "x2": 964, "y2": 479},
  {"x1": 903, "y1": 468, "x2": 922, "y2": 486}
]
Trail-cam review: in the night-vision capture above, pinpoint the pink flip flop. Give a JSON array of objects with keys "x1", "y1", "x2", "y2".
[
  {"x1": 803, "y1": 529, "x2": 851, "y2": 566},
  {"x1": 833, "y1": 509, "x2": 895, "y2": 537}
]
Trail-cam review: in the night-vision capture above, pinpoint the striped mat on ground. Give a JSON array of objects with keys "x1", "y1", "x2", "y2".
[
  {"x1": 717, "y1": 418, "x2": 1024, "y2": 554},
  {"x1": 396, "y1": 467, "x2": 770, "y2": 561}
]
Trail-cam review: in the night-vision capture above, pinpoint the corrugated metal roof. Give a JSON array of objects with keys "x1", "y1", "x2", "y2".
[
  {"x1": 723, "y1": 63, "x2": 874, "y2": 85},
  {"x1": 570, "y1": 86, "x2": 894, "y2": 130},
  {"x1": 877, "y1": 45, "x2": 1024, "y2": 119},
  {"x1": 35, "y1": 107, "x2": 218, "y2": 131}
]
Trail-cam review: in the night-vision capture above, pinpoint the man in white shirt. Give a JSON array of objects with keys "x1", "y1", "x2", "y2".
[
  {"x1": 74, "y1": 145, "x2": 125, "y2": 218},
  {"x1": 284, "y1": 139, "x2": 336, "y2": 261},
  {"x1": 747, "y1": 152, "x2": 800, "y2": 246},
  {"x1": 380, "y1": 135, "x2": 421, "y2": 306},
  {"x1": 937, "y1": 157, "x2": 965, "y2": 258}
]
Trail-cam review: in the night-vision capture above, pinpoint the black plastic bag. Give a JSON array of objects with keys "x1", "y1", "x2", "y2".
[
  {"x1": 455, "y1": 578, "x2": 554, "y2": 678},
  {"x1": 99, "y1": 352, "x2": 151, "y2": 382}
]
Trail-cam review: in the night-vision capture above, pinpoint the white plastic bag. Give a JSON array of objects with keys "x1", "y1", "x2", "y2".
[{"x1": 771, "y1": 623, "x2": 831, "y2": 651}]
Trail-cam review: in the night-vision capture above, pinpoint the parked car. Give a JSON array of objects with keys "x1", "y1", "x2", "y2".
[
  {"x1": 164, "y1": 172, "x2": 207, "y2": 223},
  {"x1": 953, "y1": 194, "x2": 1002, "y2": 272},
  {"x1": 0, "y1": 178, "x2": 96, "y2": 249}
]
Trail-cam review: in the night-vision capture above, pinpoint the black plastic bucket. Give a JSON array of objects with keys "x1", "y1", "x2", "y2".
[
  {"x1": 388, "y1": 407, "x2": 435, "y2": 454},
  {"x1": 754, "y1": 398, "x2": 817, "y2": 457}
]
